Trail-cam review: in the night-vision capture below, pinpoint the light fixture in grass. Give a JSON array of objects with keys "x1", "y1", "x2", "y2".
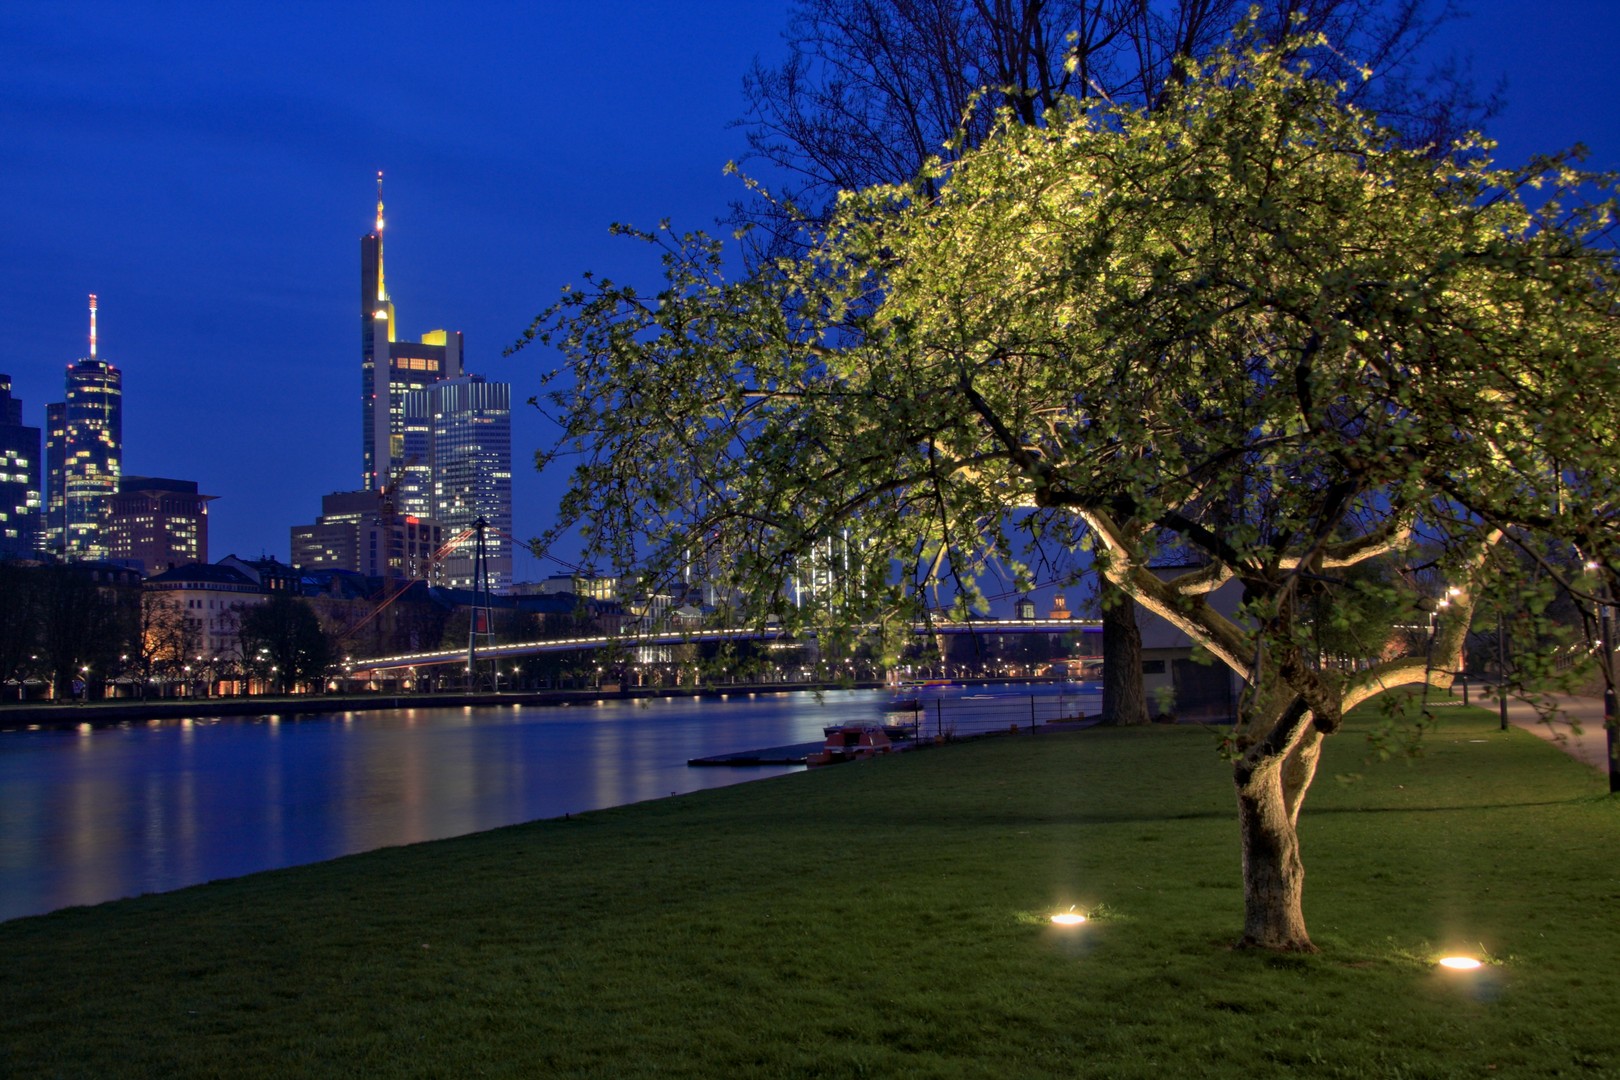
[{"x1": 1438, "y1": 956, "x2": 1483, "y2": 971}]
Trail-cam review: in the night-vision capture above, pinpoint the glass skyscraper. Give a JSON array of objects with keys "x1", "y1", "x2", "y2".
[
  {"x1": 0, "y1": 373, "x2": 42, "y2": 559},
  {"x1": 358, "y1": 178, "x2": 512, "y2": 591},
  {"x1": 404, "y1": 375, "x2": 512, "y2": 591},
  {"x1": 45, "y1": 296, "x2": 122, "y2": 560},
  {"x1": 360, "y1": 174, "x2": 462, "y2": 494}
]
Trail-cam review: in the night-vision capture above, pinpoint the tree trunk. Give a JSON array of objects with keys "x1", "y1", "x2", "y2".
[
  {"x1": 1100, "y1": 579, "x2": 1149, "y2": 725},
  {"x1": 1234, "y1": 756, "x2": 1316, "y2": 951}
]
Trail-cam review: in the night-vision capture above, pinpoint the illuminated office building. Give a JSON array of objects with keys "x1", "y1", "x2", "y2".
[
  {"x1": 403, "y1": 375, "x2": 512, "y2": 591},
  {"x1": 290, "y1": 489, "x2": 444, "y2": 582},
  {"x1": 0, "y1": 374, "x2": 42, "y2": 559},
  {"x1": 353, "y1": 176, "x2": 513, "y2": 590},
  {"x1": 45, "y1": 295, "x2": 122, "y2": 559},
  {"x1": 360, "y1": 174, "x2": 462, "y2": 494},
  {"x1": 106, "y1": 476, "x2": 215, "y2": 574}
]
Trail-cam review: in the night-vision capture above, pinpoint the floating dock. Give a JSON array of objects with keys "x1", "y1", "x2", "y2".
[{"x1": 688, "y1": 741, "x2": 823, "y2": 767}]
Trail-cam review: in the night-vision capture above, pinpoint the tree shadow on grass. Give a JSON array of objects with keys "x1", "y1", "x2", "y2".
[{"x1": 1304, "y1": 797, "x2": 1588, "y2": 815}]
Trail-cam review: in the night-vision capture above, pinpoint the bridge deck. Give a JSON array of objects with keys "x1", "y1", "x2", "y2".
[{"x1": 350, "y1": 619, "x2": 1102, "y2": 672}]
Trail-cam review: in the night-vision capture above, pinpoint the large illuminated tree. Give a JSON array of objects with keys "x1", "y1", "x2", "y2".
[
  {"x1": 739, "y1": 0, "x2": 1495, "y2": 723},
  {"x1": 520, "y1": 31, "x2": 1618, "y2": 949}
]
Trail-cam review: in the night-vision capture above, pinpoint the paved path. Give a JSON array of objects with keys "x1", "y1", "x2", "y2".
[{"x1": 1477, "y1": 687, "x2": 1616, "y2": 775}]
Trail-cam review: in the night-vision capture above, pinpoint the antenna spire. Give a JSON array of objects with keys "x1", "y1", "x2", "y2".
[
  {"x1": 373, "y1": 171, "x2": 388, "y2": 304},
  {"x1": 88, "y1": 293, "x2": 98, "y2": 358}
]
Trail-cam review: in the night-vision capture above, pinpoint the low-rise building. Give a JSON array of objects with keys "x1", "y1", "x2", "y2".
[{"x1": 143, "y1": 561, "x2": 267, "y2": 664}]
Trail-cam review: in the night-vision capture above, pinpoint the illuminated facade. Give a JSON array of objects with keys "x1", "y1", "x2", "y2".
[
  {"x1": 106, "y1": 476, "x2": 215, "y2": 574},
  {"x1": 45, "y1": 295, "x2": 122, "y2": 559},
  {"x1": 290, "y1": 489, "x2": 445, "y2": 582},
  {"x1": 360, "y1": 175, "x2": 462, "y2": 493},
  {"x1": 0, "y1": 374, "x2": 42, "y2": 559},
  {"x1": 353, "y1": 176, "x2": 515, "y2": 591},
  {"x1": 143, "y1": 561, "x2": 267, "y2": 662},
  {"x1": 403, "y1": 375, "x2": 512, "y2": 591}
]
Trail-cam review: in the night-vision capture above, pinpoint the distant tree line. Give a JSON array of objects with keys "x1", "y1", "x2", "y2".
[
  {"x1": 0, "y1": 560, "x2": 644, "y2": 700},
  {"x1": 0, "y1": 561, "x2": 140, "y2": 700}
]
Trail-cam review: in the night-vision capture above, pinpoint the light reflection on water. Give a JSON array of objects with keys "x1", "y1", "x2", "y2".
[{"x1": 0, "y1": 685, "x2": 1092, "y2": 923}]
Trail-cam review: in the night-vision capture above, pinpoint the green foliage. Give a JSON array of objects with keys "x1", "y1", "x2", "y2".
[
  {"x1": 1300, "y1": 556, "x2": 1416, "y2": 667},
  {"x1": 522, "y1": 26, "x2": 1616, "y2": 711},
  {"x1": 1363, "y1": 693, "x2": 1444, "y2": 762},
  {"x1": 517, "y1": 25, "x2": 1619, "y2": 944}
]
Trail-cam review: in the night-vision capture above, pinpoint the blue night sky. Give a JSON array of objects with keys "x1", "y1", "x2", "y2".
[{"x1": 2, "y1": 1, "x2": 1616, "y2": 573}]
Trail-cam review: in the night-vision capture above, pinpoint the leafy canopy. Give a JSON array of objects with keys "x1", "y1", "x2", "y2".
[{"x1": 521, "y1": 28, "x2": 1618, "y2": 662}]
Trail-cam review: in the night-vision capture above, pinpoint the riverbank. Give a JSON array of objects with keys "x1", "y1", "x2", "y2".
[
  {"x1": 0, "y1": 675, "x2": 1089, "y2": 729},
  {"x1": 0, "y1": 680, "x2": 887, "y2": 728},
  {"x1": 3, "y1": 703, "x2": 1616, "y2": 1077}
]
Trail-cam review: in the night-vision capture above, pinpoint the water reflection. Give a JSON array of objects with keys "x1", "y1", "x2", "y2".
[{"x1": 0, "y1": 684, "x2": 1093, "y2": 923}]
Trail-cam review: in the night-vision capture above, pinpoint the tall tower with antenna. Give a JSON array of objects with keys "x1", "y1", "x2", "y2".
[
  {"x1": 360, "y1": 172, "x2": 395, "y2": 492},
  {"x1": 360, "y1": 173, "x2": 461, "y2": 497},
  {"x1": 45, "y1": 294, "x2": 123, "y2": 559}
]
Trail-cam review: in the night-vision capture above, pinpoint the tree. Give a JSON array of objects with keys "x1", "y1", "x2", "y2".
[
  {"x1": 742, "y1": 0, "x2": 1492, "y2": 224},
  {"x1": 239, "y1": 596, "x2": 331, "y2": 695},
  {"x1": 520, "y1": 29, "x2": 1618, "y2": 949},
  {"x1": 0, "y1": 561, "x2": 40, "y2": 699},
  {"x1": 738, "y1": 0, "x2": 1495, "y2": 725},
  {"x1": 131, "y1": 592, "x2": 194, "y2": 699},
  {"x1": 34, "y1": 564, "x2": 138, "y2": 701}
]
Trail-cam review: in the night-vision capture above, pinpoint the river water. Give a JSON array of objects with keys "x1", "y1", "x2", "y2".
[{"x1": 0, "y1": 684, "x2": 1095, "y2": 924}]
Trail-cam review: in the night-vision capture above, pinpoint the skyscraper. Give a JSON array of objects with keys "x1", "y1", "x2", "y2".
[
  {"x1": 338, "y1": 176, "x2": 516, "y2": 590},
  {"x1": 404, "y1": 375, "x2": 513, "y2": 591},
  {"x1": 45, "y1": 295, "x2": 122, "y2": 559},
  {"x1": 0, "y1": 373, "x2": 42, "y2": 560},
  {"x1": 360, "y1": 174, "x2": 461, "y2": 494}
]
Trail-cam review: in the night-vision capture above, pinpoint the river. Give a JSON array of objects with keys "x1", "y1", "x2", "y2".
[{"x1": 0, "y1": 684, "x2": 1095, "y2": 923}]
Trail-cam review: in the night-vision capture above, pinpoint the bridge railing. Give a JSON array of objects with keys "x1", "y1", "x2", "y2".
[{"x1": 348, "y1": 618, "x2": 1104, "y2": 672}]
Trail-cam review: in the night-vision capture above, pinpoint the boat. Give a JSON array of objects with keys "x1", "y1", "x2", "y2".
[
  {"x1": 807, "y1": 723, "x2": 893, "y2": 767},
  {"x1": 881, "y1": 719, "x2": 920, "y2": 741}
]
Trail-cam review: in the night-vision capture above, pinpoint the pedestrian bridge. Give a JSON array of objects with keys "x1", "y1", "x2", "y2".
[{"x1": 347, "y1": 618, "x2": 1100, "y2": 673}]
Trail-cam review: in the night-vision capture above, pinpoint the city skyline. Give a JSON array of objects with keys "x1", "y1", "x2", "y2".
[{"x1": 2, "y1": 2, "x2": 1616, "y2": 571}]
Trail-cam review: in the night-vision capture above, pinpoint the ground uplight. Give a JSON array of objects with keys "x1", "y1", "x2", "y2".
[
  {"x1": 1438, "y1": 956, "x2": 1483, "y2": 971},
  {"x1": 1051, "y1": 912, "x2": 1087, "y2": 926}
]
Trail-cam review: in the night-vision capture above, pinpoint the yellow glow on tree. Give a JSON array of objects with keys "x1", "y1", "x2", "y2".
[{"x1": 519, "y1": 27, "x2": 1619, "y2": 951}]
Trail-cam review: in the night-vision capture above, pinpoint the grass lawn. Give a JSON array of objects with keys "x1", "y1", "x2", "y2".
[{"x1": 2, "y1": 704, "x2": 1617, "y2": 1078}]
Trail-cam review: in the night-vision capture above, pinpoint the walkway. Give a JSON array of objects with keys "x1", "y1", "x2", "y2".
[{"x1": 1490, "y1": 689, "x2": 1614, "y2": 774}]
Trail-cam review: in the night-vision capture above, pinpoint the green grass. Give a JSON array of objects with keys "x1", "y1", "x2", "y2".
[{"x1": 3, "y1": 707, "x2": 1617, "y2": 1078}]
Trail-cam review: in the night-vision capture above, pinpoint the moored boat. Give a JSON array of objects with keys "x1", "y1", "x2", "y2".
[{"x1": 807, "y1": 723, "x2": 893, "y2": 767}]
